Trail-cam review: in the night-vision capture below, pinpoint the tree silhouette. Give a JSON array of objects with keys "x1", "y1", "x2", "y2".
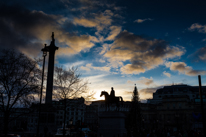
[
  {"x1": 53, "y1": 66, "x2": 94, "y2": 137},
  {"x1": 0, "y1": 49, "x2": 41, "y2": 134},
  {"x1": 126, "y1": 85, "x2": 143, "y2": 137}
]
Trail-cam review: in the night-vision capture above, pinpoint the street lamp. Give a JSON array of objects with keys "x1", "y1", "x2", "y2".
[
  {"x1": 37, "y1": 44, "x2": 48, "y2": 136},
  {"x1": 42, "y1": 44, "x2": 48, "y2": 57}
]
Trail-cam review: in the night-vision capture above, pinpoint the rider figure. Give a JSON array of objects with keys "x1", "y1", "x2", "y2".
[{"x1": 110, "y1": 87, "x2": 115, "y2": 100}]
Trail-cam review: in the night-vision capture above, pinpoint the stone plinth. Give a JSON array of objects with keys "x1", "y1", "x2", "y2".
[{"x1": 98, "y1": 111, "x2": 127, "y2": 137}]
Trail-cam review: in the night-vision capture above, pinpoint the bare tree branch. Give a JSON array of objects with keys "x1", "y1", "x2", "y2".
[
  {"x1": 0, "y1": 49, "x2": 41, "y2": 134},
  {"x1": 53, "y1": 66, "x2": 95, "y2": 136}
]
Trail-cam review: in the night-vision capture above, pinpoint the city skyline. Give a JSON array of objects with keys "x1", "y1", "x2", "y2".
[{"x1": 1, "y1": 0, "x2": 206, "y2": 101}]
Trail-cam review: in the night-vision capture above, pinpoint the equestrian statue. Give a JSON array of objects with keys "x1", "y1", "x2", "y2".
[{"x1": 100, "y1": 87, "x2": 123, "y2": 111}]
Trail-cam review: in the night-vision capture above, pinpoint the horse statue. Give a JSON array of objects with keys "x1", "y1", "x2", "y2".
[{"x1": 100, "y1": 89, "x2": 123, "y2": 111}]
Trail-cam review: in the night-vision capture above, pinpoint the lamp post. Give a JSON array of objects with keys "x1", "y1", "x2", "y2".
[{"x1": 37, "y1": 44, "x2": 48, "y2": 136}]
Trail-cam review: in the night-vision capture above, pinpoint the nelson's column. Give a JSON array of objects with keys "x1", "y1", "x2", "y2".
[{"x1": 42, "y1": 32, "x2": 58, "y2": 104}]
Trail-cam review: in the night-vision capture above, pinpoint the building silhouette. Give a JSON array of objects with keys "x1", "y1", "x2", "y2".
[{"x1": 0, "y1": 84, "x2": 206, "y2": 136}]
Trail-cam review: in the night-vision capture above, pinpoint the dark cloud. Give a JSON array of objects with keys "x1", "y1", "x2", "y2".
[
  {"x1": 1, "y1": 0, "x2": 69, "y2": 15},
  {"x1": 190, "y1": 46, "x2": 206, "y2": 62},
  {"x1": 0, "y1": 0, "x2": 122, "y2": 59},
  {"x1": 0, "y1": 3, "x2": 97, "y2": 58},
  {"x1": 112, "y1": 31, "x2": 155, "y2": 51},
  {"x1": 104, "y1": 30, "x2": 185, "y2": 74},
  {"x1": 0, "y1": 4, "x2": 61, "y2": 56},
  {"x1": 186, "y1": 69, "x2": 206, "y2": 76},
  {"x1": 69, "y1": 0, "x2": 116, "y2": 12}
]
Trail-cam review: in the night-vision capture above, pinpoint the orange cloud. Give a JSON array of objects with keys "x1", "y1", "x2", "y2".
[
  {"x1": 103, "y1": 30, "x2": 185, "y2": 74},
  {"x1": 166, "y1": 62, "x2": 206, "y2": 76},
  {"x1": 120, "y1": 64, "x2": 145, "y2": 74},
  {"x1": 73, "y1": 10, "x2": 117, "y2": 41},
  {"x1": 134, "y1": 18, "x2": 153, "y2": 23},
  {"x1": 57, "y1": 34, "x2": 98, "y2": 55},
  {"x1": 73, "y1": 18, "x2": 98, "y2": 27},
  {"x1": 163, "y1": 71, "x2": 171, "y2": 77},
  {"x1": 105, "y1": 26, "x2": 122, "y2": 41},
  {"x1": 137, "y1": 77, "x2": 154, "y2": 86},
  {"x1": 73, "y1": 10, "x2": 113, "y2": 33},
  {"x1": 81, "y1": 63, "x2": 110, "y2": 72}
]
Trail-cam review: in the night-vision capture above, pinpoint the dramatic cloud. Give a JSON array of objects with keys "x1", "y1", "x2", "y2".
[
  {"x1": 73, "y1": 18, "x2": 98, "y2": 27},
  {"x1": 57, "y1": 34, "x2": 98, "y2": 55},
  {"x1": 0, "y1": 4, "x2": 98, "y2": 57},
  {"x1": 134, "y1": 18, "x2": 153, "y2": 23},
  {"x1": 0, "y1": 4, "x2": 60, "y2": 56},
  {"x1": 105, "y1": 26, "x2": 122, "y2": 41},
  {"x1": 188, "y1": 23, "x2": 206, "y2": 33},
  {"x1": 163, "y1": 71, "x2": 171, "y2": 77},
  {"x1": 190, "y1": 46, "x2": 206, "y2": 62},
  {"x1": 166, "y1": 62, "x2": 206, "y2": 76},
  {"x1": 103, "y1": 30, "x2": 185, "y2": 74},
  {"x1": 137, "y1": 77, "x2": 154, "y2": 86},
  {"x1": 81, "y1": 63, "x2": 110, "y2": 72},
  {"x1": 99, "y1": 44, "x2": 112, "y2": 55},
  {"x1": 73, "y1": 10, "x2": 113, "y2": 35},
  {"x1": 121, "y1": 64, "x2": 146, "y2": 74}
]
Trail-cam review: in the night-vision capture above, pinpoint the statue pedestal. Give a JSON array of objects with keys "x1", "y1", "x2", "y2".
[{"x1": 98, "y1": 111, "x2": 127, "y2": 137}]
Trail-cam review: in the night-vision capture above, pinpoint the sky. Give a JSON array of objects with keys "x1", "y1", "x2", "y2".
[{"x1": 1, "y1": 0, "x2": 206, "y2": 102}]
